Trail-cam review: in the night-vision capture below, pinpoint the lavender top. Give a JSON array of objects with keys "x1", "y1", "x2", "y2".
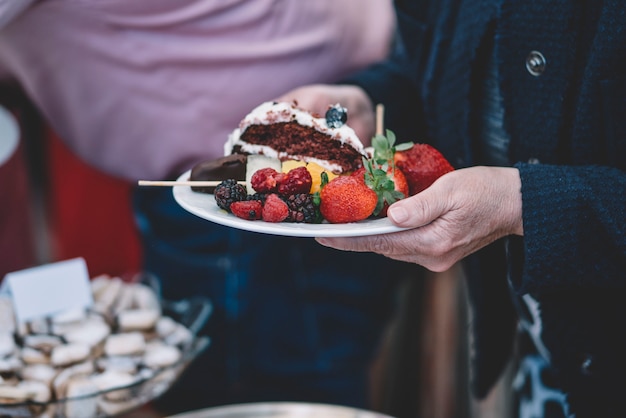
[{"x1": 0, "y1": 0, "x2": 394, "y2": 180}]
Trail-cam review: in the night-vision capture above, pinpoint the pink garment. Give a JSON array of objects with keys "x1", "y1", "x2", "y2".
[{"x1": 0, "y1": 0, "x2": 394, "y2": 180}]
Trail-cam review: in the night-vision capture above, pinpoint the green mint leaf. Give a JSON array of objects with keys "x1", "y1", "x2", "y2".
[
  {"x1": 390, "y1": 190, "x2": 406, "y2": 201},
  {"x1": 382, "y1": 179, "x2": 395, "y2": 191},
  {"x1": 314, "y1": 208, "x2": 324, "y2": 224},
  {"x1": 385, "y1": 129, "x2": 396, "y2": 147},
  {"x1": 372, "y1": 197, "x2": 385, "y2": 216},
  {"x1": 372, "y1": 134, "x2": 389, "y2": 152},
  {"x1": 320, "y1": 171, "x2": 329, "y2": 189},
  {"x1": 395, "y1": 142, "x2": 414, "y2": 152}
]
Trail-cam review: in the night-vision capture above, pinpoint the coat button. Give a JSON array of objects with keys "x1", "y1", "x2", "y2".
[
  {"x1": 580, "y1": 354, "x2": 594, "y2": 376},
  {"x1": 526, "y1": 50, "x2": 546, "y2": 76},
  {"x1": 527, "y1": 157, "x2": 540, "y2": 164}
]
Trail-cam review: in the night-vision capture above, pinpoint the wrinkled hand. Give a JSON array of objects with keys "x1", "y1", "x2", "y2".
[
  {"x1": 276, "y1": 84, "x2": 376, "y2": 144},
  {"x1": 316, "y1": 167, "x2": 524, "y2": 272}
]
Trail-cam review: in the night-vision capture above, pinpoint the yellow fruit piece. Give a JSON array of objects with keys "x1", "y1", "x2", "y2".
[
  {"x1": 281, "y1": 160, "x2": 307, "y2": 173},
  {"x1": 306, "y1": 162, "x2": 337, "y2": 193}
]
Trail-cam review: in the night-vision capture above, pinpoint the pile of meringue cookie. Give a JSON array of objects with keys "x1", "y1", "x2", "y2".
[{"x1": 0, "y1": 274, "x2": 197, "y2": 418}]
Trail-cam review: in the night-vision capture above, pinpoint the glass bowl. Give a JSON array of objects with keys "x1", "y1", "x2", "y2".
[{"x1": 0, "y1": 274, "x2": 212, "y2": 418}]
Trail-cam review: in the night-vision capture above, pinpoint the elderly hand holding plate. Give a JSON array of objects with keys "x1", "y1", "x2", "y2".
[{"x1": 316, "y1": 166, "x2": 524, "y2": 272}]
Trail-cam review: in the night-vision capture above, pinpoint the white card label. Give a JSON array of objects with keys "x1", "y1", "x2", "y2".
[{"x1": 2, "y1": 258, "x2": 93, "y2": 324}]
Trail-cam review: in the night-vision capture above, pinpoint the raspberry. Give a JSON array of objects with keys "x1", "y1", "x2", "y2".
[
  {"x1": 283, "y1": 194, "x2": 321, "y2": 223},
  {"x1": 261, "y1": 194, "x2": 289, "y2": 223},
  {"x1": 214, "y1": 179, "x2": 247, "y2": 212},
  {"x1": 230, "y1": 200, "x2": 262, "y2": 220},
  {"x1": 278, "y1": 166, "x2": 312, "y2": 195},
  {"x1": 250, "y1": 168, "x2": 285, "y2": 193}
]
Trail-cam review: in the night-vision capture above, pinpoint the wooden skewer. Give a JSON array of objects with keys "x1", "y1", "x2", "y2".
[
  {"x1": 375, "y1": 103, "x2": 385, "y2": 136},
  {"x1": 137, "y1": 180, "x2": 245, "y2": 187}
]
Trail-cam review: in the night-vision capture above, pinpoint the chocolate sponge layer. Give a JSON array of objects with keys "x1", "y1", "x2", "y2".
[{"x1": 239, "y1": 122, "x2": 363, "y2": 173}]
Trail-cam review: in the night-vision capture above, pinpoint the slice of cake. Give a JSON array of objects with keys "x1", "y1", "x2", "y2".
[{"x1": 223, "y1": 101, "x2": 366, "y2": 174}]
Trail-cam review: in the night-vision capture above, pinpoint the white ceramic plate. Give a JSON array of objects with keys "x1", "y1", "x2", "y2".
[
  {"x1": 166, "y1": 401, "x2": 395, "y2": 418},
  {"x1": 172, "y1": 171, "x2": 407, "y2": 238}
]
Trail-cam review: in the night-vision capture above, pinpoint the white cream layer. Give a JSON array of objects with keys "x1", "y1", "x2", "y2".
[{"x1": 223, "y1": 101, "x2": 366, "y2": 172}]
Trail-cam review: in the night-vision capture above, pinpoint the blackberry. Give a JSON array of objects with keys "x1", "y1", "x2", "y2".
[
  {"x1": 325, "y1": 104, "x2": 348, "y2": 128},
  {"x1": 247, "y1": 193, "x2": 268, "y2": 204},
  {"x1": 283, "y1": 194, "x2": 321, "y2": 223},
  {"x1": 214, "y1": 179, "x2": 247, "y2": 212}
]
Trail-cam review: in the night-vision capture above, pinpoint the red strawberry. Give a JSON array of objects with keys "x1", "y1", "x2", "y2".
[
  {"x1": 320, "y1": 175, "x2": 378, "y2": 223},
  {"x1": 262, "y1": 194, "x2": 289, "y2": 223},
  {"x1": 230, "y1": 200, "x2": 262, "y2": 220},
  {"x1": 350, "y1": 167, "x2": 367, "y2": 182},
  {"x1": 278, "y1": 166, "x2": 312, "y2": 195},
  {"x1": 362, "y1": 130, "x2": 414, "y2": 217},
  {"x1": 390, "y1": 167, "x2": 409, "y2": 197},
  {"x1": 394, "y1": 143, "x2": 454, "y2": 195},
  {"x1": 379, "y1": 167, "x2": 409, "y2": 217},
  {"x1": 352, "y1": 166, "x2": 409, "y2": 217}
]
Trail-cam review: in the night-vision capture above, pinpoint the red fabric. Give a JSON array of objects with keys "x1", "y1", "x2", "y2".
[
  {"x1": 46, "y1": 129, "x2": 142, "y2": 277},
  {"x1": 0, "y1": 139, "x2": 36, "y2": 278}
]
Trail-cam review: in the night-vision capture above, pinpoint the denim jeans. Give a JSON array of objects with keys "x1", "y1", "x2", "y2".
[{"x1": 133, "y1": 187, "x2": 414, "y2": 414}]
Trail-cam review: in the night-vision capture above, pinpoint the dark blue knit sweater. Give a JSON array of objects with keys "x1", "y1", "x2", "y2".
[{"x1": 347, "y1": 0, "x2": 626, "y2": 415}]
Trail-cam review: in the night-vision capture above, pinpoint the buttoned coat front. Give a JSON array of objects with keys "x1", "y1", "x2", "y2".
[{"x1": 349, "y1": 0, "x2": 626, "y2": 415}]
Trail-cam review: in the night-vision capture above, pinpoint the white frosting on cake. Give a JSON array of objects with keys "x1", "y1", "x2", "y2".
[{"x1": 223, "y1": 101, "x2": 366, "y2": 172}]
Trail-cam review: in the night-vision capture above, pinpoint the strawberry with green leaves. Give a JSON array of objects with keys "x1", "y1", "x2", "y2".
[
  {"x1": 317, "y1": 129, "x2": 413, "y2": 221},
  {"x1": 362, "y1": 129, "x2": 413, "y2": 217}
]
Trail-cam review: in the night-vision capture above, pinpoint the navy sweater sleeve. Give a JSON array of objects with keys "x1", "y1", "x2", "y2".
[
  {"x1": 342, "y1": 0, "x2": 431, "y2": 143},
  {"x1": 514, "y1": 163, "x2": 626, "y2": 293},
  {"x1": 350, "y1": 0, "x2": 626, "y2": 295}
]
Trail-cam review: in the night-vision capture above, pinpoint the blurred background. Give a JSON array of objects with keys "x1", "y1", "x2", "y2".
[{"x1": 0, "y1": 80, "x2": 515, "y2": 417}]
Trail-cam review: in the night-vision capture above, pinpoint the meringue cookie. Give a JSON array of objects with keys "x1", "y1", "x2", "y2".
[
  {"x1": 62, "y1": 317, "x2": 111, "y2": 349},
  {"x1": 0, "y1": 384, "x2": 31, "y2": 403},
  {"x1": 143, "y1": 343, "x2": 181, "y2": 369},
  {"x1": 104, "y1": 332, "x2": 146, "y2": 357},
  {"x1": 52, "y1": 360, "x2": 95, "y2": 399},
  {"x1": 21, "y1": 363, "x2": 58, "y2": 386},
  {"x1": 64, "y1": 378, "x2": 99, "y2": 418},
  {"x1": 93, "y1": 277, "x2": 124, "y2": 316},
  {"x1": 21, "y1": 347, "x2": 49, "y2": 365},
  {"x1": 23, "y1": 334, "x2": 63, "y2": 354},
  {"x1": 96, "y1": 355, "x2": 138, "y2": 375},
  {"x1": 18, "y1": 379, "x2": 51, "y2": 403},
  {"x1": 51, "y1": 343, "x2": 91, "y2": 367},
  {"x1": 131, "y1": 283, "x2": 160, "y2": 312},
  {"x1": 90, "y1": 370, "x2": 136, "y2": 401},
  {"x1": 118, "y1": 309, "x2": 160, "y2": 332},
  {"x1": 155, "y1": 316, "x2": 177, "y2": 338}
]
